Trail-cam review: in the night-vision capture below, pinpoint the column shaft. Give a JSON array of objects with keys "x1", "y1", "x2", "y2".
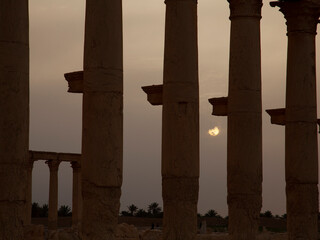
[
  {"x1": 0, "y1": 1, "x2": 29, "y2": 239},
  {"x1": 71, "y1": 161, "x2": 82, "y2": 230},
  {"x1": 26, "y1": 160, "x2": 34, "y2": 225},
  {"x1": 47, "y1": 160, "x2": 61, "y2": 231},
  {"x1": 227, "y1": 1, "x2": 262, "y2": 239},
  {"x1": 281, "y1": 3, "x2": 319, "y2": 239},
  {"x1": 82, "y1": 1, "x2": 123, "y2": 239},
  {"x1": 162, "y1": 0, "x2": 199, "y2": 239}
]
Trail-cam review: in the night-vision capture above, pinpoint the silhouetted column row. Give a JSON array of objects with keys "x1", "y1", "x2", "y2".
[
  {"x1": 0, "y1": 1, "x2": 29, "y2": 239},
  {"x1": 27, "y1": 151, "x2": 81, "y2": 229}
]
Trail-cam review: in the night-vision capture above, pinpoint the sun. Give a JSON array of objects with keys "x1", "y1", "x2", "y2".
[{"x1": 208, "y1": 127, "x2": 220, "y2": 136}]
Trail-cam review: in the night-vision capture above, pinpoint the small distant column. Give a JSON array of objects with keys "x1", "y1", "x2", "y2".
[
  {"x1": 227, "y1": 0, "x2": 263, "y2": 239},
  {"x1": 71, "y1": 161, "x2": 82, "y2": 230},
  {"x1": 46, "y1": 160, "x2": 61, "y2": 231},
  {"x1": 81, "y1": 0, "x2": 123, "y2": 239},
  {"x1": 0, "y1": 1, "x2": 29, "y2": 239},
  {"x1": 162, "y1": 0, "x2": 199, "y2": 239},
  {"x1": 26, "y1": 157, "x2": 35, "y2": 225},
  {"x1": 270, "y1": 1, "x2": 320, "y2": 239}
]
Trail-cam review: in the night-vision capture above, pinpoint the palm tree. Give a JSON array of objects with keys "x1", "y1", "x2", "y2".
[
  {"x1": 32, "y1": 202, "x2": 41, "y2": 217},
  {"x1": 58, "y1": 205, "x2": 71, "y2": 217},
  {"x1": 260, "y1": 210, "x2": 273, "y2": 218},
  {"x1": 127, "y1": 204, "x2": 138, "y2": 216},
  {"x1": 40, "y1": 204, "x2": 48, "y2": 217},
  {"x1": 135, "y1": 209, "x2": 148, "y2": 217},
  {"x1": 148, "y1": 202, "x2": 162, "y2": 217},
  {"x1": 205, "y1": 209, "x2": 218, "y2": 217}
]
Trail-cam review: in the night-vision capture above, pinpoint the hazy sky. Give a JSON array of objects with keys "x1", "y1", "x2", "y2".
[{"x1": 29, "y1": 0, "x2": 320, "y2": 217}]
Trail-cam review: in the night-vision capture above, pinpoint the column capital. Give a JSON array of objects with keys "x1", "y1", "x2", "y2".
[
  {"x1": 46, "y1": 160, "x2": 61, "y2": 172},
  {"x1": 271, "y1": 1, "x2": 320, "y2": 34},
  {"x1": 71, "y1": 161, "x2": 81, "y2": 172},
  {"x1": 228, "y1": 0, "x2": 262, "y2": 19}
]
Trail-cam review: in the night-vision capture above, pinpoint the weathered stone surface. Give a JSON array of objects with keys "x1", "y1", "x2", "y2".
[
  {"x1": 23, "y1": 224, "x2": 44, "y2": 240},
  {"x1": 195, "y1": 233, "x2": 287, "y2": 240},
  {"x1": 82, "y1": 0, "x2": 123, "y2": 238},
  {"x1": 271, "y1": 1, "x2": 320, "y2": 239},
  {"x1": 196, "y1": 234, "x2": 229, "y2": 240},
  {"x1": 140, "y1": 229, "x2": 162, "y2": 240},
  {"x1": 227, "y1": 0, "x2": 263, "y2": 239},
  {"x1": 162, "y1": 0, "x2": 199, "y2": 238},
  {"x1": 0, "y1": 0, "x2": 29, "y2": 238},
  {"x1": 81, "y1": 183, "x2": 121, "y2": 239},
  {"x1": 115, "y1": 223, "x2": 139, "y2": 240},
  {"x1": 48, "y1": 228, "x2": 81, "y2": 240}
]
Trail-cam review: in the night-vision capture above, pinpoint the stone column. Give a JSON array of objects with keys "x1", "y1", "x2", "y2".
[
  {"x1": 227, "y1": 1, "x2": 262, "y2": 239},
  {"x1": 26, "y1": 158, "x2": 35, "y2": 225},
  {"x1": 71, "y1": 161, "x2": 82, "y2": 230},
  {"x1": 270, "y1": 2, "x2": 320, "y2": 239},
  {"x1": 46, "y1": 160, "x2": 61, "y2": 231},
  {"x1": 82, "y1": 0, "x2": 123, "y2": 239},
  {"x1": 0, "y1": 1, "x2": 29, "y2": 239},
  {"x1": 162, "y1": 0, "x2": 199, "y2": 239}
]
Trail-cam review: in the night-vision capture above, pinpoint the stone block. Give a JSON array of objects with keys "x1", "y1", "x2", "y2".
[
  {"x1": 24, "y1": 224, "x2": 44, "y2": 240},
  {"x1": 142, "y1": 85, "x2": 163, "y2": 106},
  {"x1": 208, "y1": 97, "x2": 228, "y2": 116},
  {"x1": 64, "y1": 71, "x2": 83, "y2": 93}
]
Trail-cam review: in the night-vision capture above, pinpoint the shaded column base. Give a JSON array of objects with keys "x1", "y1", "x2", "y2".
[
  {"x1": 82, "y1": 181, "x2": 121, "y2": 240},
  {"x1": 162, "y1": 177, "x2": 198, "y2": 240},
  {"x1": 227, "y1": 194, "x2": 261, "y2": 240},
  {"x1": 0, "y1": 201, "x2": 25, "y2": 240},
  {"x1": 287, "y1": 183, "x2": 318, "y2": 240},
  {"x1": 48, "y1": 220, "x2": 57, "y2": 231}
]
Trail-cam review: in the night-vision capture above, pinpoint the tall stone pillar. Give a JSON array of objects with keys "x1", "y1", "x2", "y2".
[
  {"x1": 26, "y1": 158, "x2": 35, "y2": 225},
  {"x1": 162, "y1": 0, "x2": 199, "y2": 239},
  {"x1": 82, "y1": 1, "x2": 123, "y2": 239},
  {"x1": 0, "y1": 1, "x2": 29, "y2": 239},
  {"x1": 71, "y1": 161, "x2": 82, "y2": 230},
  {"x1": 46, "y1": 160, "x2": 61, "y2": 231},
  {"x1": 227, "y1": 1, "x2": 262, "y2": 239},
  {"x1": 270, "y1": 1, "x2": 320, "y2": 239}
]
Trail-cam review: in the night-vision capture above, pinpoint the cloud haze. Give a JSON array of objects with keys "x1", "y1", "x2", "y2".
[{"x1": 29, "y1": 0, "x2": 319, "y2": 217}]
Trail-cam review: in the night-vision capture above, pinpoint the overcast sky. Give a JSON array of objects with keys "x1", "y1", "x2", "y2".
[{"x1": 29, "y1": 0, "x2": 320, "y2": 217}]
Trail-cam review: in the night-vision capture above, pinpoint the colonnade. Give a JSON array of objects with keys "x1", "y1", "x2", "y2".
[
  {"x1": 208, "y1": 0, "x2": 320, "y2": 239},
  {"x1": 1, "y1": 0, "x2": 320, "y2": 240},
  {"x1": 266, "y1": 2, "x2": 320, "y2": 239},
  {"x1": 27, "y1": 151, "x2": 82, "y2": 231}
]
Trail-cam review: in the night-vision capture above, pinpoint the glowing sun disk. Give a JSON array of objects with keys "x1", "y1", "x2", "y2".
[{"x1": 208, "y1": 127, "x2": 220, "y2": 136}]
